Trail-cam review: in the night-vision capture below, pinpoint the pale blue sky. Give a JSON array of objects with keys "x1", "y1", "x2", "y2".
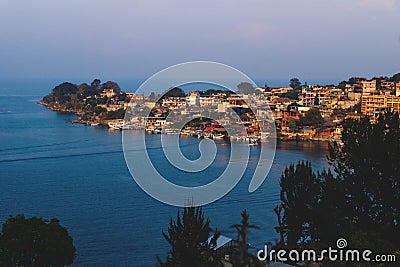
[{"x1": 0, "y1": 0, "x2": 399, "y2": 82}]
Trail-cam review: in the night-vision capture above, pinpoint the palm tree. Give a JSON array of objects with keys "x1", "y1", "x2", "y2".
[{"x1": 230, "y1": 209, "x2": 259, "y2": 266}]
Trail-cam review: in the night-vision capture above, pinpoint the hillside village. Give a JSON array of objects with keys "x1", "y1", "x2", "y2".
[{"x1": 39, "y1": 73, "x2": 400, "y2": 142}]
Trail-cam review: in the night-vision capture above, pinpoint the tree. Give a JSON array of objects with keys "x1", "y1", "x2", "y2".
[
  {"x1": 45, "y1": 82, "x2": 78, "y2": 104},
  {"x1": 275, "y1": 161, "x2": 348, "y2": 250},
  {"x1": 274, "y1": 113, "x2": 400, "y2": 265},
  {"x1": 328, "y1": 112, "x2": 400, "y2": 248},
  {"x1": 300, "y1": 108, "x2": 325, "y2": 129},
  {"x1": 338, "y1": 80, "x2": 347, "y2": 91},
  {"x1": 0, "y1": 215, "x2": 75, "y2": 266},
  {"x1": 289, "y1": 78, "x2": 301, "y2": 90},
  {"x1": 102, "y1": 81, "x2": 121, "y2": 92},
  {"x1": 91, "y1": 78, "x2": 101, "y2": 90},
  {"x1": 162, "y1": 87, "x2": 185, "y2": 98},
  {"x1": 348, "y1": 77, "x2": 360, "y2": 85},
  {"x1": 105, "y1": 108, "x2": 125, "y2": 119},
  {"x1": 93, "y1": 106, "x2": 107, "y2": 116},
  {"x1": 237, "y1": 82, "x2": 255, "y2": 95},
  {"x1": 158, "y1": 206, "x2": 221, "y2": 267},
  {"x1": 389, "y1": 73, "x2": 400, "y2": 82},
  {"x1": 230, "y1": 210, "x2": 260, "y2": 267},
  {"x1": 278, "y1": 161, "x2": 321, "y2": 248},
  {"x1": 149, "y1": 92, "x2": 157, "y2": 101},
  {"x1": 283, "y1": 90, "x2": 300, "y2": 100},
  {"x1": 288, "y1": 118, "x2": 297, "y2": 132},
  {"x1": 273, "y1": 205, "x2": 285, "y2": 249}
]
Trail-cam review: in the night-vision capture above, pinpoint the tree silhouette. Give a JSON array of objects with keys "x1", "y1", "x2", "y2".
[
  {"x1": 158, "y1": 206, "x2": 221, "y2": 267},
  {"x1": 230, "y1": 210, "x2": 260, "y2": 267},
  {"x1": 289, "y1": 78, "x2": 301, "y2": 90},
  {"x1": 329, "y1": 112, "x2": 400, "y2": 248},
  {"x1": 278, "y1": 161, "x2": 321, "y2": 248},
  {"x1": 0, "y1": 214, "x2": 75, "y2": 266},
  {"x1": 275, "y1": 112, "x2": 400, "y2": 263},
  {"x1": 237, "y1": 82, "x2": 255, "y2": 95}
]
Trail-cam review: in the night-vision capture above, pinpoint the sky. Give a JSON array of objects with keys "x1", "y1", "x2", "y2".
[{"x1": 0, "y1": 0, "x2": 400, "y2": 84}]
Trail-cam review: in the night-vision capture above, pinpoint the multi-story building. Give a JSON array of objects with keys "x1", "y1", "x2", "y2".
[
  {"x1": 299, "y1": 86, "x2": 331, "y2": 107},
  {"x1": 186, "y1": 92, "x2": 200, "y2": 106},
  {"x1": 361, "y1": 80, "x2": 377, "y2": 95},
  {"x1": 386, "y1": 95, "x2": 400, "y2": 112},
  {"x1": 381, "y1": 80, "x2": 395, "y2": 91},
  {"x1": 396, "y1": 82, "x2": 400, "y2": 96},
  {"x1": 361, "y1": 93, "x2": 400, "y2": 115},
  {"x1": 199, "y1": 96, "x2": 221, "y2": 107}
]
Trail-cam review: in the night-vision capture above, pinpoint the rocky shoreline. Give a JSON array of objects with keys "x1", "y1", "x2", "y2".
[{"x1": 38, "y1": 100, "x2": 109, "y2": 127}]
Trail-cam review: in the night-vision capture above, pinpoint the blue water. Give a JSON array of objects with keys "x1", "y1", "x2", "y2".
[{"x1": 0, "y1": 80, "x2": 329, "y2": 266}]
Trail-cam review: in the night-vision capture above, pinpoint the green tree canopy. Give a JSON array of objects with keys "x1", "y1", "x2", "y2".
[
  {"x1": 237, "y1": 82, "x2": 255, "y2": 95},
  {"x1": 105, "y1": 108, "x2": 125, "y2": 119},
  {"x1": 101, "y1": 81, "x2": 121, "y2": 92},
  {"x1": 0, "y1": 215, "x2": 75, "y2": 266},
  {"x1": 43, "y1": 82, "x2": 78, "y2": 103},
  {"x1": 300, "y1": 108, "x2": 325, "y2": 128}
]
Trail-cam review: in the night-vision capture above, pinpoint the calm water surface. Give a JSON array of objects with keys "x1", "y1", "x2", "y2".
[{"x1": 0, "y1": 81, "x2": 329, "y2": 266}]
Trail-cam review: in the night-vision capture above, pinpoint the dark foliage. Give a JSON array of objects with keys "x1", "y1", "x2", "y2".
[
  {"x1": 237, "y1": 82, "x2": 255, "y2": 95},
  {"x1": 300, "y1": 108, "x2": 325, "y2": 129},
  {"x1": 329, "y1": 112, "x2": 400, "y2": 248},
  {"x1": 158, "y1": 206, "x2": 221, "y2": 267},
  {"x1": 289, "y1": 78, "x2": 301, "y2": 90},
  {"x1": 101, "y1": 81, "x2": 121, "y2": 92},
  {"x1": 275, "y1": 112, "x2": 400, "y2": 265},
  {"x1": 0, "y1": 215, "x2": 75, "y2": 267},
  {"x1": 230, "y1": 210, "x2": 261, "y2": 267}
]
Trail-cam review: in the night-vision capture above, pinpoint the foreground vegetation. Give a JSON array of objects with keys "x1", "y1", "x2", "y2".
[
  {"x1": 0, "y1": 215, "x2": 75, "y2": 266},
  {"x1": 158, "y1": 112, "x2": 400, "y2": 266}
]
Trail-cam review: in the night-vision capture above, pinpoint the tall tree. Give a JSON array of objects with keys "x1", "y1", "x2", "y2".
[
  {"x1": 91, "y1": 78, "x2": 101, "y2": 90},
  {"x1": 0, "y1": 215, "x2": 75, "y2": 266},
  {"x1": 328, "y1": 112, "x2": 400, "y2": 248},
  {"x1": 289, "y1": 78, "x2": 301, "y2": 90},
  {"x1": 338, "y1": 80, "x2": 347, "y2": 91},
  {"x1": 278, "y1": 161, "x2": 321, "y2": 248},
  {"x1": 390, "y1": 73, "x2": 400, "y2": 82},
  {"x1": 237, "y1": 82, "x2": 255, "y2": 95},
  {"x1": 230, "y1": 210, "x2": 260, "y2": 267},
  {"x1": 102, "y1": 81, "x2": 121, "y2": 92},
  {"x1": 159, "y1": 206, "x2": 221, "y2": 267}
]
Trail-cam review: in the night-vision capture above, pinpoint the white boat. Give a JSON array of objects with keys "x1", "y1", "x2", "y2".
[
  {"x1": 163, "y1": 129, "x2": 180, "y2": 135},
  {"x1": 108, "y1": 121, "x2": 125, "y2": 130},
  {"x1": 212, "y1": 134, "x2": 225, "y2": 140}
]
